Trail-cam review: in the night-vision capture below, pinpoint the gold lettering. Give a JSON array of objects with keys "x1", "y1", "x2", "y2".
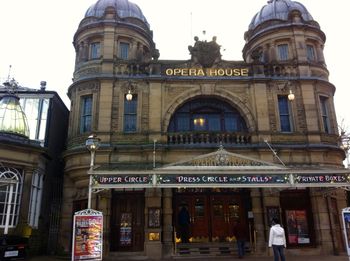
[
  {"x1": 181, "y1": 69, "x2": 188, "y2": 76},
  {"x1": 165, "y1": 67, "x2": 249, "y2": 77},
  {"x1": 165, "y1": 69, "x2": 173, "y2": 76},
  {"x1": 174, "y1": 69, "x2": 181, "y2": 75},
  {"x1": 197, "y1": 69, "x2": 205, "y2": 76},
  {"x1": 207, "y1": 68, "x2": 217, "y2": 76},
  {"x1": 189, "y1": 69, "x2": 197, "y2": 76},
  {"x1": 217, "y1": 69, "x2": 225, "y2": 76},
  {"x1": 225, "y1": 69, "x2": 233, "y2": 76},
  {"x1": 233, "y1": 69, "x2": 241, "y2": 76},
  {"x1": 241, "y1": 68, "x2": 249, "y2": 76}
]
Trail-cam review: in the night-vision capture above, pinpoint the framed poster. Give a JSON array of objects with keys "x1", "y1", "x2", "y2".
[
  {"x1": 266, "y1": 206, "x2": 280, "y2": 226},
  {"x1": 148, "y1": 208, "x2": 161, "y2": 228},
  {"x1": 285, "y1": 210, "x2": 310, "y2": 244},
  {"x1": 120, "y1": 213, "x2": 132, "y2": 246},
  {"x1": 72, "y1": 209, "x2": 103, "y2": 261}
]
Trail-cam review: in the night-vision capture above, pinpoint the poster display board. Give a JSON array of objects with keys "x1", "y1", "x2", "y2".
[
  {"x1": 285, "y1": 210, "x2": 310, "y2": 244},
  {"x1": 120, "y1": 213, "x2": 132, "y2": 246},
  {"x1": 72, "y1": 209, "x2": 103, "y2": 261},
  {"x1": 342, "y1": 207, "x2": 350, "y2": 256}
]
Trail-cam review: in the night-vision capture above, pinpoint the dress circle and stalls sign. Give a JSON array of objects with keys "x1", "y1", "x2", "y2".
[{"x1": 72, "y1": 209, "x2": 103, "y2": 261}]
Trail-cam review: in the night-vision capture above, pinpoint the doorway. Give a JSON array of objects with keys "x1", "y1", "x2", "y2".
[
  {"x1": 110, "y1": 190, "x2": 145, "y2": 251},
  {"x1": 174, "y1": 189, "x2": 247, "y2": 242}
]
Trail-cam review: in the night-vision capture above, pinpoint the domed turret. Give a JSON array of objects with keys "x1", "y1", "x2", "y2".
[
  {"x1": 243, "y1": 0, "x2": 326, "y2": 70},
  {"x1": 249, "y1": 0, "x2": 314, "y2": 31},
  {"x1": 72, "y1": 0, "x2": 158, "y2": 83},
  {"x1": 84, "y1": 0, "x2": 149, "y2": 28}
]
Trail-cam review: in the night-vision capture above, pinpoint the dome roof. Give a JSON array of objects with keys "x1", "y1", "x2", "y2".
[
  {"x1": 0, "y1": 94, "x2": 30, "y2": 138},
  {"x1": 85, "y1": 0, "x2": 149, "y2": 27},
  {"x1": 249, "y1": 0, "x2": 314, "y2": 30}
]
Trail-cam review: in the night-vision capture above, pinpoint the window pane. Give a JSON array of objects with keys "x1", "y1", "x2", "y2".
[
  {"x1": 124, "y1": 94, "x2": 137, "y2": 132},
  {"x1": 207, "y1": 114, "x2": 221, "y2": 131},
  {"x1": 0, "y1": 168, "x2": 23, "y2": 228},
  {"x1": 278, "y1": 44, "x2": 289, "y2": 60},
  {"x1": 306, "y1": 45, "x2": 315, "y2": 61},
  {"x1": 20, "y1": 98, "x2": 39, "y2": 140},
  {"x1": 177, "y1": 115, "x2": 190, "y2": 131},
  {"x1": 90, "y1": 42, "x2": 100, "y2": 59},
  {"x1": 168, "y1": 98, "x2": 247, "y2": 132},
  {"x1": 278, "y1": 96, "x2": 291, "y2": 132},
  {"x1": 80, "y1": 96, "x2": 92, "y2": 133},
  {"x1": 120, "y1": 42, "x2": 129, "y2": 60},
  {"x1": 320, "y1": 96, "x2": 330, "y2": 133}
]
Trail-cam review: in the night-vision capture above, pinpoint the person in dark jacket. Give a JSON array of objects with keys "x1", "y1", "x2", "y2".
[
  {"x1": 178, "y1": 206, "x2": 190, "y2": 243},
  {"x1": 233, "y1": 220, "x2": 248, "y2": 258}
]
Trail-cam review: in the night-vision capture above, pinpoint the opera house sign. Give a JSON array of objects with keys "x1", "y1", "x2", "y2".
[
  {"x1": 165, "y1": 67, "x2": 249, "y2": 77},
  {"x1": 164, "y1": 36, "x2": 249, "y2": 77}
]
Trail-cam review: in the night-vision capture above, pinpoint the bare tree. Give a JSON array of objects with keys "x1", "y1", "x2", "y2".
[{"x1": 339, "y1": 118, "x2": 350, "y2": 168}]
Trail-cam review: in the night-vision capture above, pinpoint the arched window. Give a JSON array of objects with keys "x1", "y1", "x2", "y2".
[
  {"x1": 0, "y1": 167, "x2": 23, "y2": 228},
  {"x1": 168, "y1": 97, "x2": 247, "y2": 132}
]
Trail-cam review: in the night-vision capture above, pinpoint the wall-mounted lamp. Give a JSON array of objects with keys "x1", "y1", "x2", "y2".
[
  {"x1": 126, "y1": 89, "x2": 133, "y2": 101},
  {"x1": 288, "y1": 89, "x2": 295, "y2": 101}
]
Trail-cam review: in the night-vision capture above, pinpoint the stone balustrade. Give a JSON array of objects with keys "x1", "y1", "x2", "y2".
[{"x1": 167, "y1": 132, "x2": 251, "y2": 145}]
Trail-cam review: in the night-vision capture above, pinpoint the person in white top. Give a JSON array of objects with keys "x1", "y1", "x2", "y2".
[{"x1": 268, "y1": 217, "x2": 286, "y2": 261}]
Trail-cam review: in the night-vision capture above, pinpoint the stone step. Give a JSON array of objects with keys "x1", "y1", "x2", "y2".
[{"x1": 174, "y1": 242, "x2": 251, "y2": 258}]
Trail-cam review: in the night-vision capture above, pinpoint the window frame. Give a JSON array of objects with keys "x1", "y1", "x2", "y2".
[
  {"x1": 80, "y1": 95, "x2": 93, "y2": 134},
  {"x1": 278, "y1": 95, "x2": 293, "y2": 132},
  {"x1": 119, "y1": 42, "x2": 130, "y2": 60},
  {"x1": 277, "y1": 44, "x2": 289, "y2": 61},
  {"x1": 320, "y1": 96, "x2": 331, "y2": 134},
  {"x1": 123, "y1": 94, "x2": 138, "y2": 133},
  {"x1": 168, "y1": 98, "x2": 247, "y2": 133},
  {"x1": 306, "y1": 44, "x2": 316, "y2": 61},
  {"x1": 90, "y1": 42, "x2": 101, "y2": 60},
  {"x1": 0, "y1": 167, "x2": 23, "y2": 228},
  {"x1": 28, "y1": 171, "x2": 44, "y2": 228}
]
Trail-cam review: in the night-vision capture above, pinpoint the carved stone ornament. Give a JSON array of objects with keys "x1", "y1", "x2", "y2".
[
  {"x1": 160, "y1": 145, "x2": 285, "y2": 169},
  {"x1": 188, "y1": 36, "x2": 222, "y2": 68}
]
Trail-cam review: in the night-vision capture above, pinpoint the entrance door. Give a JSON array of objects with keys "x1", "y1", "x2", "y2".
[
  {"x1": 175, "y1": 193, "x2": 245, "y2": 242},
  {"x1": 210, "y1": 195, "x2": 242, "y2": 242},
  {"x1": 175, "y1": 195, "x2": 209, "y2": 241},
  {"x1": 110, "y1": 191, "x2": 144, "y2": 251}
]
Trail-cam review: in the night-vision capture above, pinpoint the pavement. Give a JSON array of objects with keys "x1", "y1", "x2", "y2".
[{"x1": 27, "y1": 255, "x2": 350, "y2": 261}]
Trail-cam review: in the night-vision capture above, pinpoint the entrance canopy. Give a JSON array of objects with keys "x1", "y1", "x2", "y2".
[{"x1": 90, "y1": 146, "x2": 350, "y2": 190}]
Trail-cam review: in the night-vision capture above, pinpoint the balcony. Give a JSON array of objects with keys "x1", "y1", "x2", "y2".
[{"x1": 167, "y1": 132, "x2": 252, "y2": 145}]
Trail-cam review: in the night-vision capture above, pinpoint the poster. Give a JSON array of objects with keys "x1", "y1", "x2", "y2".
[
  {"x1": 148, "y1": 208, "x2": 161, "y2": 228},
  {"x1": 120, "y1": 213, "x2": 132, "y2": 246},
  {"x1": 266, "y1": 206, "x2": 280, "y2": 226},
  {"x1": 286, "y1": 210, "x2": 310, "y2": 244},
  {"x1": 343, "y1": 212, "x2": 350, "y2": 249},
  {"x1": 72, "y1": 210, "x2": 103, "y2": 261}
]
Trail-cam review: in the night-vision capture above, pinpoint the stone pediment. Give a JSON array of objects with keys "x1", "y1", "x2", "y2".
[{"x1": 160, "y1": 146, "x2": 285, "y2": 170}]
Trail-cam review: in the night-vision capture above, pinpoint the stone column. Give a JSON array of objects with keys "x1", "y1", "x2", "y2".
[
  {"x1": 144, "y1": 188, "x2": 162, "y2": 260},
  {"x1": 162, "y1": 188, "x2": 174, "y2": 258},
  {"x1": 250, "y1": 188, "x2": 267, "y2": 254}
]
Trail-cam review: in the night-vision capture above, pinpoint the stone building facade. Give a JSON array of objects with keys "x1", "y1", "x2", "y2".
[
  {"x1": 0, "y1": 81, "x2": 69, "y2": 255},
  {"x1": 61, "y1": 0, "x2": 349, "y2": 259}
]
